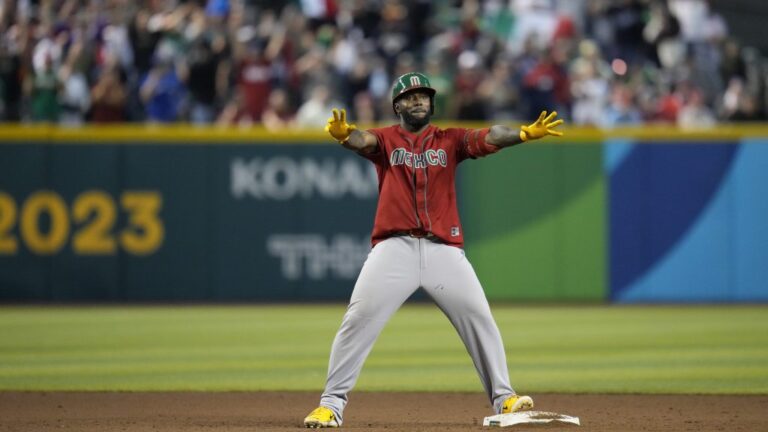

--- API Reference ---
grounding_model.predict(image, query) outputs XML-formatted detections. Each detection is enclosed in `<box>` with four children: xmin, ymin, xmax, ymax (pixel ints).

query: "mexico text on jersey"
<box><xmin>389</xmin><ymin>148</ymin><xmax>448</xmax><ymax>168</ymax></box>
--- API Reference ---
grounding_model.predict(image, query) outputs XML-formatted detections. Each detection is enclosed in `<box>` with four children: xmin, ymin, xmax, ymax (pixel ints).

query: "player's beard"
<box><xmin>401</xmin><ymin>110</ymin><xmax>431</xmax><ymax>130</ymax></box>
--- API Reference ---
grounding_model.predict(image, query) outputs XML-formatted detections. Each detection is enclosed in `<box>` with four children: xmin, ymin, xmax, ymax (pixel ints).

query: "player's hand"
<box><xmin>520</xmin><ymin>110</ymin><xmax>564</xmax><ymax>142</ymax></box>
<box><xmin>325</xmin><ymin>108</ymin><xmax>357</xmax><ymax>143</ymax></box>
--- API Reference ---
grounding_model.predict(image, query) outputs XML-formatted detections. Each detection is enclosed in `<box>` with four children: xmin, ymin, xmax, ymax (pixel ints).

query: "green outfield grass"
<box><xmin>0</xmin><ymin>304</ymin><xmax>766</xmax><ymax>394</ymax></box>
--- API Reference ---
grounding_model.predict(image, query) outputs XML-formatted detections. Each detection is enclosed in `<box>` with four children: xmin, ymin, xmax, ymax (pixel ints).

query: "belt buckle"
<box><xmin>408</xmin><ymin>229</ymin><xmax>427</xmax><ymax>238</ymax></box>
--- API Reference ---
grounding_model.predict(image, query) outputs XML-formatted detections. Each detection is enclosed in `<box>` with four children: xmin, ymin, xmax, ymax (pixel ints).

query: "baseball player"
<box><xmin>304</xmin><ymin>72</ymin><xmax>563</xmax><ymax>428</ymax></box>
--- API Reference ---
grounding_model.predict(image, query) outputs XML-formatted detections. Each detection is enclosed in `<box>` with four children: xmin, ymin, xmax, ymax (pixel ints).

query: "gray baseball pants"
<box><xmin>318</xmin><ymin>236</ymin><xmax>516</xmax><ymax>425</ymax></box>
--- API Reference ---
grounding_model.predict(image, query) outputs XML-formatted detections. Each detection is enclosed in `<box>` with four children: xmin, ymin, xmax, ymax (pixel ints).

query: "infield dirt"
<box><xmin>0</xmin><ymin>391</ymin><xmax>765</xmax><ymax>432</ymax></box>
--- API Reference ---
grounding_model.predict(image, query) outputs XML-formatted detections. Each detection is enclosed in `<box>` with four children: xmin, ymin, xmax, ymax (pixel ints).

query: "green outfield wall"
<box><xmin>461</xmin><ymin>142</ymin><xmax>606</xmax><ymax>301</ymax></box>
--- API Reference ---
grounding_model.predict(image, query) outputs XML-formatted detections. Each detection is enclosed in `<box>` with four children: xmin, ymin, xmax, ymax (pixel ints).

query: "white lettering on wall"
<box><xmin>231</xmin><ymin>157</ymin><xmax>378</xmax><ymax>200</ymax></box>
<box><xmin>267</xmin><ymin>234</ymin><xmax>371</xmax><ymax>280</ymax></box>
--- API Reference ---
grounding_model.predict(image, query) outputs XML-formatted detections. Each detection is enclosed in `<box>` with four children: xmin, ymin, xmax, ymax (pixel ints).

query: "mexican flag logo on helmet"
<box><xmin>391</xmin><ymin>72</ymin><xmax>437</xmax><ymax>115</ymax></box>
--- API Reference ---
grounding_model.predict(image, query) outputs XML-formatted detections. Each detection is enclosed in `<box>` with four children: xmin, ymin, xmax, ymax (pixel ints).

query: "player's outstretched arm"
<box><xmin>486</xmin><ymin>110</ymin><xmax>564</xmax><ymax>149</ymax></box>
<box><xmin>325</xmin><ymin>108</ymin><xmax>378</xmax><ymax>154</ymax></box>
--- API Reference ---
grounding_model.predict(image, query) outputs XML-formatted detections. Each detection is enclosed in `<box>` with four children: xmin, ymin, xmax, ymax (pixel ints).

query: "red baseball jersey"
<box><xmin>362</xmin><ymin>124</ymin><xmax>501</xmax><ymax>247</ymax></box>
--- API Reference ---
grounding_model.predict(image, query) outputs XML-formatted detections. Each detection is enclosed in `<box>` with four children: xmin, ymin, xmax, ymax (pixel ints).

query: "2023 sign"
<box><xmin>0</xmin><ymin>190</ymin><xmax>163</xmax><ymax>256</ymax></box>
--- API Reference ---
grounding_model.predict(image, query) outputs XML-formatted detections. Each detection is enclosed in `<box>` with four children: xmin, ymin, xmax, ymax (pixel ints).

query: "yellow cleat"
<box><xmin>304</xmin><ymin>406</ymin><xmax>339</xmax><ymax>428</ymax></box>
<box><xmin>501</xmin><ymin>395</ymin><xmax>534</xmax><ymax>414</ymax></box>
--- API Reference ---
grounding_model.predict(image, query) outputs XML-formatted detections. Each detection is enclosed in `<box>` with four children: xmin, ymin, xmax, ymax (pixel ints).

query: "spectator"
<box><xmin>32</xmin><ymin>24</ymin><xmax>66</xmax><ymax>77</ymax></box>
<box><xmin>720</xmin><ymin>39</ymin><xmax>746</xmax><ymax>84</ymax></box>
<box><xmin>0</xmin><ymin>29</ymin><xmax>24</xmax><ymax>121</ymax></box>
<box><xmin>25</xmin><ymin>54</ymin><xmax>61</xmax><ymax>122</ymax></box>
<box><xmin>139</xmin><ymin>57</ymin><xmax>186</xmax><ymax>123</ymax></box>
<box><xmin>606</xmin><ymin>0</ymin><xmax>647</xmax><ymax>66</ymax></box>
<box><xmin>453</xmin><ymin>50</ymin><xmax>488</xmax><ymax>121</ymax></box>
<box><xmin>299</xmin><ymin>0</ymin><xmax>338</xmax><ymax>30</ymax></box>
<box><xmin>677</xmin><ymin>88</ymin><xmax>715</xmax><ymax>128</ymax></box>
<box><xmin>377</xmin><ymin>0</ymin><xmax>410</xmax><ymax>67</ymax></box>
<box><xmin>128</xmin><ymin>9</ymin><xmax>162</xmax><ymax>78</ymax></box>
<box><xmin>478</xmin><ymin>57</ymin><xmax>519</xmax><ymax>121</ymax></box>
<box><xmin>569</xmin><ymin>39</ymin><xmax>611</xmax><ymax>125</ymax></box>
<box><xmin>352</xmin><ymin>91</ymin><xmax>376</xmax><ymax>125</ymax></box>
<box><xmin>58</xmin><ymin>39</ymin><xmax>91</xmax><ymax>126</ymax></box>
<box><xmin>508</xmin><ymin>0</ymin><xmax>559</xmax><ymax>55</ymax></box>
<box><xmin>584</xmin><ymin>0</ymin><xmax>615</xmax><ymax>59</ymax></box>
<box><xmin>423</xmin><ymin>56</ymin><xmax>453</xmax><ymax>120</ymax></box>
<box><xmin>296</xmin><ymin>83</ymin><xmax>343</xmax><ymax>127</ymax></box>
<box><xmin>98</xmin><ymin>16</ymin><xmax>134</xmax><ymax>77</ymax></box>
<box><xmin>727</xmin><ymin>94</ymin><xmax>761</xmax><ymax>122</ymax></box>
<box><xmin>344</xmin><ymin>61</ymin><xmax>374</xmax><ymax>114</ymax></box>
<box><xmin>261</xmin><ymin>88</ymin><xmax>295</xmax><ymax>131</ymax></box>
<box><xmin>235</xmin><ymin>35</ymin><xmax>281</xmax><ymax>123</ymax></box>
<box><xmin>652</xmin><ymin>84</ymin><xmax>683</xmax><ymax>124</ymax></box>
<box><xmin>643</xmin><ymin>0</ymin><xmax>683</xmax><ymax>70</ymax></box>
<box><xmin>90</xmin><ymin>63</ymin><xmax>128</xmax><ymax>123</ymax></box>
<box><xmin>668</xmin><ymin>0</ymin><xmax>727</xmax><ymax>45</ymax></box>
<box><xmin>217</xmin><ymin>93</ymin><xmax>255</xmax><ymax>127</ymax></box>
<box><xmin>186</xmin><ymin>37</ymin><xmax>230</xmax><ymax>124</ymax></box>
<box><xmin>570</xmin><ymin>60</ymin><xmax>609</xmax><ymax>126</ymax></box>
<box><xmin>522</xmin><ymin>47</ymin><xmax>570</xmax><ymax>120</ymax></box>
<box><xmin>602</xmin><ymin>84</ymin><xmax>642</xmax><ymax>127</ymax></box>
<box><xmin>721</xmin><ymin>78</ymin><xmax>761</xmax><ymax>122</ymax></box>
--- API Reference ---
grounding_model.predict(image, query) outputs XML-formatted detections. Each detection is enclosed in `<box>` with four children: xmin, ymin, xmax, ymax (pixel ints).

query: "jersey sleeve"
<box><xmin>354</xmin><ymin>128</ymin><xmax>387</xmax><ymax>165</ymax></box>
<box><xmin>455</xmin><ymin>128</ymin><xmax>501</xmax><ymax>162</ymax></box>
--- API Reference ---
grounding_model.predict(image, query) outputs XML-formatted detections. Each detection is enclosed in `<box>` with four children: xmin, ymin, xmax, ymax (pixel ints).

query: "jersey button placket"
<box><xmin>415</xmin><ymin>133</ymin><xmax>432</xmax><ymax>232</ymax></box>
<box><xmin>414</xmin><ymin>166</ymin><xmax>428</xmax><ymax>230</ymax></box>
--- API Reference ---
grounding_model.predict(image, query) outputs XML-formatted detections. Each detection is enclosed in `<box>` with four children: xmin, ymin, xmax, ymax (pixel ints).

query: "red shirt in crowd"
<box><xmin>237</xmin><ymin>57</ymin><xmax>272</xmax><ymax>120</ymax></box>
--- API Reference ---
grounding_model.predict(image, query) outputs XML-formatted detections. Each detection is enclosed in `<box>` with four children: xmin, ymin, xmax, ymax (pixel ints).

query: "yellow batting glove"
<box><xmin>325</xmin><ymin>108</ymin><xmax>357</xmax><ymax>143</ymax></box>
<box><xmin>520</xmin><ymin>110</ymin><xmax>564</xmax><ymax>142</ymax></box>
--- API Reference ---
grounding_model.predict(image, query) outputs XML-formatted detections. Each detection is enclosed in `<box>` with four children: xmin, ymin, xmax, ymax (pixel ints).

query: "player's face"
<box><xmin>396</xmin><ymin>90</ymin><xmax>432</xmax><ymax>127</ymax></box>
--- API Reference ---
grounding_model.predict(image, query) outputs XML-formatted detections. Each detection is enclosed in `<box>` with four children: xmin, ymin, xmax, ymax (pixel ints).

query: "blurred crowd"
<box><xmin>0</xmin><ymin>0</ymin><xmax>765</xmax><ymax>128</ymax></box>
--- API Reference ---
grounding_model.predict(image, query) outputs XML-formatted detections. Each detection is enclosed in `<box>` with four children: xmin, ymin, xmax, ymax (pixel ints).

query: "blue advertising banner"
<box><xmin>607</xmin><ymin>139</ymin><xmax>768</xmax><ymax>302</ymax></box>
